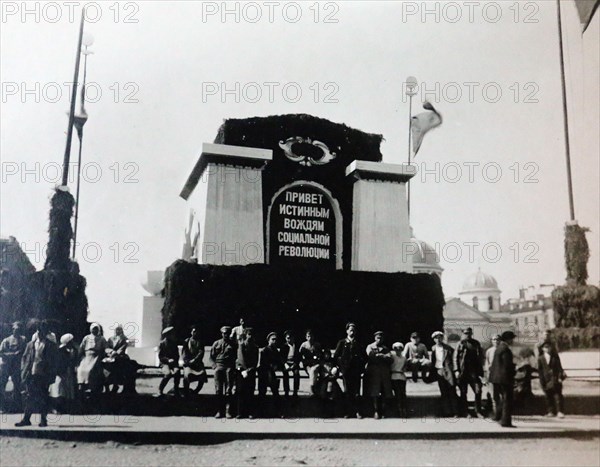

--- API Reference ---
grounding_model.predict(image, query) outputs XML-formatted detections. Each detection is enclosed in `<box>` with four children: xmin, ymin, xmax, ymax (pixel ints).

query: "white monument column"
<box><xmin>346</xmin><ymin>161</ymin><xmax>416</xmax><ymax>273</ymax></box>
<box><xmin>180</xmin><ymin>143</ymin><xmax>272</xmax><ymax>265</ymax></box>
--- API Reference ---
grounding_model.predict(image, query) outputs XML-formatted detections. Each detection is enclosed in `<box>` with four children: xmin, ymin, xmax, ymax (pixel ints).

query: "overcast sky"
<box><xmin>1</xmin><ymin>1</ymin><xmax>598</xmax><ymax>333</ymax></box>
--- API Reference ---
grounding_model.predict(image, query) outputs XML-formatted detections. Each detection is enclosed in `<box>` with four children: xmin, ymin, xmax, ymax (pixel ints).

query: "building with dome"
<box><xmin>443</xmin><ymin>268</ymin><xmax>513</xmax><ymax>345</ymax></box>
<box><xmin>407</xmin><ymin>229</ymin><xmax>443</xmax><ymax>278</ymax></box>
<box><xmin>458</xmin><ymin>268</ymin><xmax>501</xmax><ymax>312</ymax></box>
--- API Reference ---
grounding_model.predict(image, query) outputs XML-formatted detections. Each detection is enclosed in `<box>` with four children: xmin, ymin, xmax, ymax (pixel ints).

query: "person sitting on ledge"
<box><xmin>182</xmin><ymin>325</ymin><xmax>207</xmax><ymax>396</ymax></box>
<box><xmin>210</xmin><ymin>326</ymin><xmax>237</xmax><ymax>419</ymax></box>
<box><xmin>299</xmin><ymin>329</ymin><xmax>324</xmax><ymax>396</ymax></box>
<box><xmin>279</xmin><ymin>331</ymin><xmax>300</xmax><ymax>398</ymax></box>
<box><xmin>156</xmin><ymin>327</ymin><xmax>181</xmax><ymax>398</ymax></box>
<box><xmin>258</xmin><ymin>332</ymin><xmax>284</xmax><ymax>417</ymax></box>
<box><xmin>403</xmin><ymin>332</ymin><xmax>432</xmax><ymax>383</ymax></box>
<box><xmin>365</xmin><ymin>331</ymin><xmax>393</xmax><ymax>419</ymax></box>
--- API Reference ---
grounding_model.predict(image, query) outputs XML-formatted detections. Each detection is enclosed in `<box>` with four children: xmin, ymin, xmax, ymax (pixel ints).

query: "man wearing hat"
<box><xmin>489</xmin><ymin>330</ymin><xmax>516</xmax><ymax>427</ymax></box>
<box><xmin>430</xmin><ymin>331</ymin><xmax>457</xmax><ymax>417</ymax></box>
<box><xmin>210</xmin><ymin>325</ymin><xmax>237</xmax><ymax>418</ymax></box>
<box><xmin>403</xmin><ymin>332</ymin><xmax>432</xmax><ymax>382</ymax></box>
<box><xmin>333</xmin><ymin>323</ymin><xmax>366</xmax><ymax>418</ymax></box>
<box><xmin>157</xmin><ymin>326</ymin><xmax>181</xmax><ymax>397</ymax></box>
<box><xmin>0</xmin><ymin>321</ymin><xmax>27</xmax><ymax>410</ymax></box>
<box><xmin>235</xmin><ymin>327</ymin><xmax>259</xmax><ymax>419</ymax></box>
<box><xmin>15</xmin><ymin>321</ymin><xmax>58</xmax><ymax>427</ymax></box>
<box><xmin>258</xmin><ymin>332</ymin><xmax>284</xmax><ymax>417</ymax></box>
<box><xmin>454</xmin><ymin>327</ymin><xmax>484</xmax><ymax>417</ymax></box>
<box><xmin>365</xmin><ymin>331</ymin><xmax>393</xmax><ymax>419</ymax></box>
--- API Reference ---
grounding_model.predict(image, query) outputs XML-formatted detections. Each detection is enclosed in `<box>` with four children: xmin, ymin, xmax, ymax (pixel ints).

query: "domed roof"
<box><xmin>407</xmin><ymin>229</ymin><xmax>442</xmax><ymax>272</ymax></box>
<box><xmin>462</xmin><ymin>269</ymin><xmax>499</xmax><ymax>292</ymax></box>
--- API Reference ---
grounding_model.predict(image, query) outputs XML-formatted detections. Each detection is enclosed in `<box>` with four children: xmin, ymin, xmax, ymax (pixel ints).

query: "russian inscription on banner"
<box><xmin>269</xmin><ymin>185</ymin><xmax>336</xmax><ymax>268</ymax></box>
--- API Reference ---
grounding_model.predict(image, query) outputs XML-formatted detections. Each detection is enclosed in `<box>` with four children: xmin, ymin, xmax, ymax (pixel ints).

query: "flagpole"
<box><xmin>556</xmin><ymin>0</ymin><xmax>576</xmax><ymax>221</ymax></box>
<box><xmin>72</xmin><ymin>36</ymin><xmax>93</xmax><ymax>260</ymax></box>
<box><xmin>405</xmin><ymin>76</ymin><xmax>418</xmax><ymax>220</ymax></box>
<box><xmin>61</xmin><ymin>10</ymin><xmax>85</xmax><ymax>187</ymax></box>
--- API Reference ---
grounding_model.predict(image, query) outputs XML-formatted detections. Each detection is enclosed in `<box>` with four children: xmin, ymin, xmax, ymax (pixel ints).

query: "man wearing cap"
<box><xmin>430</xmin><ymin>331</ymin><xmax>457</xmax><ymax>417</ymax></box>
<box><xmin>365</xmin><ymin>331</ymin><xmax>393</xmax><ymax>419</ymax></box>
<box><xmin>403</xmin><ymin>332</ymin><xmax>432</xmax><ymax>382</ymax></box>
<box><xmin>333</xmin><ymin>323</ymin><xmax>366</xmax><ymax>418</ymax></box>
<box><xmin>454</xmin><ymin>327</ymin><xmax>484</xmax><ymax>417</ymax></box>
<box><xmin>489</xmin><ymin>331</ymin><xmax>517</xmax><ymax>427</ymax></box>
<box><xmin>279</xmin><ymin>331</ymin><xmax>300</xmax><ymax>398</ymax></box>
<box><xmin>15</xmin><ymin>321</ymin><xmax>58</xmax><ymax>427</ymax></box>
<box><xmin>258</xmin><ymin>332</ymin><xmax>284</xmax><ymax>417</ymax></box>
<box><xmin>157</xmin><ymin>326</ymin><xmax>181</xmax><ymax>397</ymax></box>
<box><xmin>235</xmin><ymin>327</ymin><xmax>259</xmax><ymax>419</ymax></box>
<box><xmin>0</xmin><ymin>321</ymin><xmax>27</xmax><ymax>410</ymax></box>
<box><xmin>210</xmin><ymin>326</ymin><xmax>237</xmax><ymax>418</ymax></box>
<box><xmin>182</xmin><ymin>325</ymin><xmax>207</xmax><ymax>395</ymax></box>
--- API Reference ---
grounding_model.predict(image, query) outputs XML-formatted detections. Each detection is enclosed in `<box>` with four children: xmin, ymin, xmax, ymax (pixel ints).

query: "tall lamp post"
<box><xmin>405</xmin><ymin>76</ymin><xmax>418</xmax><ymax>219</ymax></box>
<box><xmin>72</xmin><ymin>32</ymin><xmax>94</xmax><ymax>260</ymax></box>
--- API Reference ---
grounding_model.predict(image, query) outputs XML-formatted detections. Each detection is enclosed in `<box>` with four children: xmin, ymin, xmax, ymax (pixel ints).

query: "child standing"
<box><xmin>391</xmin><ymin>342</ymin><xmax>408</xmax><ymax>417</ymax></box>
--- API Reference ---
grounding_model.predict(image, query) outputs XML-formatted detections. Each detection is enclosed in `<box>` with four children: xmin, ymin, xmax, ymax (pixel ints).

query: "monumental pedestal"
<box><xmin>162</xmin><ymin>114</ymin><xmax>444</xmax><ymax>346</ymax></box>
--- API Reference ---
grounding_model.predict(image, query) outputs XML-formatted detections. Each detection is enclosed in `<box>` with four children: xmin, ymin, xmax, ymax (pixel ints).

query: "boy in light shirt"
<box><xmin>391</xmin><ymin>342</ymin><xmax>408</xmax><ymax>417</ymax></box>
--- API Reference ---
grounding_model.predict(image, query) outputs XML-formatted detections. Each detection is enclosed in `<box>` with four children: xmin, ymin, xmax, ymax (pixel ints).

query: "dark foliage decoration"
<box><xmin>552</xmin><ymin>283</ymin><xmax>600</xmax><ymax>328</ymax></box>
<box><xmin>551</xmin><ymin>223</ymin><xmax>599</xmax><ymax>349</ymax></box>
<box><xmin>18</xmin><ymin>189</ymin><xmax>90</xmax><ymax>341</ymax></box>
<box><xmin>45</xmin><ymin>189</ymin><xmax>74</xmax><ymax>271</ymax></box>
<box><xmin>564</xmin><ymin>223</ymin><xmax>590</xmax><ymax>285</ymax></box>
<box><xmin>551</xmin><ymin>326</ymin><xmax>600</xmax><ymax>351</ymax></box>
<box><xmin>161</xmin><ymin>260</ymin><xmax>445</xmax><ymax>348</ymax></box>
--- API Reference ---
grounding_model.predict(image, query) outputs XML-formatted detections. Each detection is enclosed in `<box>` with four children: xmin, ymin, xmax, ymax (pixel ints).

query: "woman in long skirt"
<box><xmin>77</xmin><ymin>323</ymin><xmax>108</xmax><ymax>395</ymax></box>
<box><xmin>50</xmin><ymin>334</ymin><xmax>78</xmax><ymax>413</ymax></box>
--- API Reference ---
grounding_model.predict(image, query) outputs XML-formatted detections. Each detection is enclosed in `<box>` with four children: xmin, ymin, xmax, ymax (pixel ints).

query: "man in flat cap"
<box><xmin>403</xmin><ymin>332</ymin><xmax>432</xmax><ymax>382</ymax></box>
<box><xmin>489</xmin><ymin>331</ymin><xmax>516</xmax><ymax>427</ymax></box>
<box><xmin>235</xmin><ymin>327</ymin><xmax>259</xmax><ymax>419</ymax></box>
<box><xmin>365</xmin><ymin>331</ymin><xmax>393</xmax><ymax>419</ymax></box>
<box><xmin>258</xmin><ymin>332</ymin><xmax>284</xmax><ymax>417</ymax></box>
<box><xmin>157</xmin><ymin>326</ymin><xmax>181</xmax><ymax>398</ymax></box>
<box><xmin>430</xmin><ymin>331</ymin><xmax>457</xmax><ymax>417</ymax></box>
<box><xmin>454</xmin><ymin>327</ymin><xmax>484</xmax><ymax>417</ymax></box>
<box><xmin>0</xmin><ymin>321</ymin><xmax>27</xmax><ymax>410</ymax></box>
<box><xmin>210</xmin><ymin>325</ymin><xmax>237</xmax><ymax>418</ymax></box>
<box><xmin>333</xmin><ymin>323</ymin><xmax>366</xmax><ymax>418</ymax></box>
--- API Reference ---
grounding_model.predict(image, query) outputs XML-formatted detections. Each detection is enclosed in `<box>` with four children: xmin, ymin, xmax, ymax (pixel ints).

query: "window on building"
<box><xmin>488</xmin><ymin>296</ymin><xmax>494</xmax><ymax>310</ymax></box>
<box><xmin>473</xmin><ymin>297</ymin><xmax>479</xmax><ymax>310</ymax></box>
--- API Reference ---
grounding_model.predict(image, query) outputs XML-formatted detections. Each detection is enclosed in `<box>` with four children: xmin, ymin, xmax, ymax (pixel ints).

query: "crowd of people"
<box><xmin>0</xmin><ymin>321</ymin><xmax>137</xmax><ymax>427</ymax></box>
<box><xmin>0</xmin><ymin>319</ymin><xmax>567</xmax><ymax>427</ymax></box>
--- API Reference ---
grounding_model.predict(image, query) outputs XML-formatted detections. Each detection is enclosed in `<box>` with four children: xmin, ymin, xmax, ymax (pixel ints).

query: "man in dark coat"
<box><xmin>210</xmin><ymin>325</ymin><xmax>237</xmax><ymax>418</ymax></box>
<box><xmin>538</xmin><ymin>341</ymin><xmax>566</xmax><ymax>418</ymax></box>
<box><xmin>0</xmin><ymin>321</ymin><xmax>27</xmax><ymax>410</ymax></box>
<box><xmin>489</xmin><ymin>330</ymin><xmax>516</xmax><ymax>427</ymax></box>
<box><xmin>15</xmin><ymin>321</ymin><xmax>58</xmax><ymax>427</ymax></box>
<box><xmin>157</xmin><ymin>327</ymin><xmax>181</xmax><ymax>397</ymax></box>
<box><xmin>430</xmin><ymin>331</ymin><xmax>456</xmax><ymax>417</ymax></box>
<box><xmin>235</xmin><ymin>327</ymin><xmax>259</xmax><ymax>419</ymax></box>
<box><xmin>333</xmin><ymin>322</ymin><xmax>366</xmax><ymax>419</ymax></box>
<box><xmin>454</xmin><ymin>327</ymin><xmax>484</xmax><ymax>417</ymax></box>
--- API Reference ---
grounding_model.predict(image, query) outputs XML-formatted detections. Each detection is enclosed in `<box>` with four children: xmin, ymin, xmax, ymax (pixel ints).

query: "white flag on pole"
<box><xmin>411</xmin><ymin>102</ymin><xmax>442</xmax><ymax>157</ymax></box>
